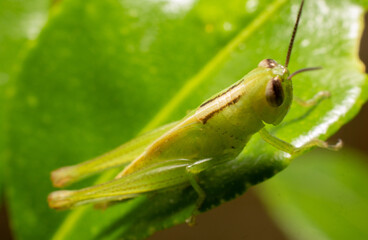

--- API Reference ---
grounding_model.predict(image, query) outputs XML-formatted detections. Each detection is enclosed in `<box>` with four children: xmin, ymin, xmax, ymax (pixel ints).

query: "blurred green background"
<box><xmin>1</xmin><ymin>0</ymin><xmax>368</xmax><ymax>239</ymax></box>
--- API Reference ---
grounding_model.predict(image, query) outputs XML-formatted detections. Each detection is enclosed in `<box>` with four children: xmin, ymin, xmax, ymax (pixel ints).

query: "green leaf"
<box><xmin>0</xmin><ymin>0</ymin><xmax>49</xmax><ymax>205</ymax></box>
<box><xmin>257</xmin><ymin>149</ymin><xmax>368</xmax><ymax>240</ymax></box>
<box><xmin>0</xmin><ymin>172</ymin><xmax>2</xmax><ymax>205</ymax></box>
<box><xmin>0</xmin><ymin>0</ymin><xmax>49</xmax><ymax>76</ymax></box>
<box><xmin>3</xmin><ymin>0</ymin><xmax>368</xmax><ymax>239</ymax></box>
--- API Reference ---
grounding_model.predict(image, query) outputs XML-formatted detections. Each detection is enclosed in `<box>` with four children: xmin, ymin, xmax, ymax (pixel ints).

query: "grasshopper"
<box><xmin>48</xmin><ymin>0</ymin><xmax>341</xmax><ymax>224</ymax></box>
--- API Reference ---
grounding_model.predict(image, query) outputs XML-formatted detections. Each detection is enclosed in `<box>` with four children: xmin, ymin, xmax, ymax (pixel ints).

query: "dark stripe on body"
<box><xmin>199</xmin><ymin>80</ymin><xmax>243</xmax><ymax>108</ymax></box>
<box><xmin>200</xmin><ymin>94</ymin><xmax>242</xmax><ymax>124</ymax></box>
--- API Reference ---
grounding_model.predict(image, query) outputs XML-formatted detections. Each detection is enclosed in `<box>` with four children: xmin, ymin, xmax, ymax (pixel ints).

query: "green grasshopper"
<box><xmin>48</xmin><ymin>0</ymin><xmax>341</xmax><ymax>223</ymax></box>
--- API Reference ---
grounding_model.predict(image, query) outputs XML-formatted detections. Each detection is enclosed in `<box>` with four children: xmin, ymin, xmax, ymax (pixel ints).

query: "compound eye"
<box><xmin>258</xmin><ymin>59</ymin><xmax>278</xmax><ymax>68</ymax></box>
<box><xmin>265</xmin><ymin>76</ymin><xmax>284</xmax><ymax>107</ymax></box>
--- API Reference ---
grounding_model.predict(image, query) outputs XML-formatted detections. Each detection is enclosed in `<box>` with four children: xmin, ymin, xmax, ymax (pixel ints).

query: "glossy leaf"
<box><xmin>3</xmin><ymin>0</ymin><xmax>368</xmax><ymax>239</ymax></box>
<box><xmin>0</xmin><ymin>0</ymin><xmax>49</xmax><ymax>76</ymax></box>
<box><xmin>257</xmin><ymin>149</ymin><xmax>368</xmax><ymax>240</ymax></box>
<box><xmin>0</xmin><ymin>0</ymin><xmax>50</xmax><ymax>206</ymax></box>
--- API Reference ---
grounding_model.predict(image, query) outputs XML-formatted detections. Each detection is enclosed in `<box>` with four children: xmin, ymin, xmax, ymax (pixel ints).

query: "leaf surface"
<box><xmin>3</xmin><ymin>0</ymin><xmax>368</xmax><ymax>239</ymax></box>
<box><xmin>0</xmin><ymin>0</ymin><xmax>50</xmax><ymax>205</ymax></box>
<box><xmin>257</xmin><ymin>149</ymin><xmax>368</xmax><ymax>240</ymax></box>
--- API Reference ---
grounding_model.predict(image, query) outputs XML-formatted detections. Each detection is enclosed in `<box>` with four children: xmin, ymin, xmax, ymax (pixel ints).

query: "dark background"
<box><xmin>1</xmin><ymin>13</ymin><xmax>367</xmax><ymax>240</ymax></box>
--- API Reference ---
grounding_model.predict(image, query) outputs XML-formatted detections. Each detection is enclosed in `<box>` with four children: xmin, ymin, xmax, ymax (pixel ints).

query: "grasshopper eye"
<box><xmin>265</xmin><ymin>76</ymin><xmax>284</xmax><ymax>107</ymax></box>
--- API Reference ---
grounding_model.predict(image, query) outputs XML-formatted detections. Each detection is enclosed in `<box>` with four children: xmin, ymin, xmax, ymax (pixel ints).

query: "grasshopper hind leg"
<box><xmin>48</xmin><ymin>157</ymin><xmax>218</xmax><ymax>226</ymax></box>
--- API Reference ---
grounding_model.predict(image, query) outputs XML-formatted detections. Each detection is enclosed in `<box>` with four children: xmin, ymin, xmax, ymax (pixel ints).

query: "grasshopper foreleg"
<box><xmin>259</xmin><ymin>128</ymin><xmax>342</xmax><ymax>156</ymax></box>
<box><xmin>294</xmin><ymin>90</ymin><xmax>330</xmax><ymax>107</ymax></box>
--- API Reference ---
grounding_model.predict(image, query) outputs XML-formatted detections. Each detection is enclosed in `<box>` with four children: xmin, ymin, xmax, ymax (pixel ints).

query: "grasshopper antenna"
<box><xmin>288</xmin><ymin>66</ymin><xmax>321</xmax><ymax>80</ymax></box>
<box><xmin>285</xmin><ymin>0</ymin><xmax>305</xmax><ymax>68</ymax></box>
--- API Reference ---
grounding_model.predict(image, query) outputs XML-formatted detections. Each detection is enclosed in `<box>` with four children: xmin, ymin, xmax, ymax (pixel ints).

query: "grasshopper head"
<box><xmin>253</xmin><ymin>59</ymin><xmax>293</xmax><ymax>126</ymax></box>
<box><xmin>252</xmin><ymin>0</ymin><xmax>307</xmax><ymax>125</ymax></box>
